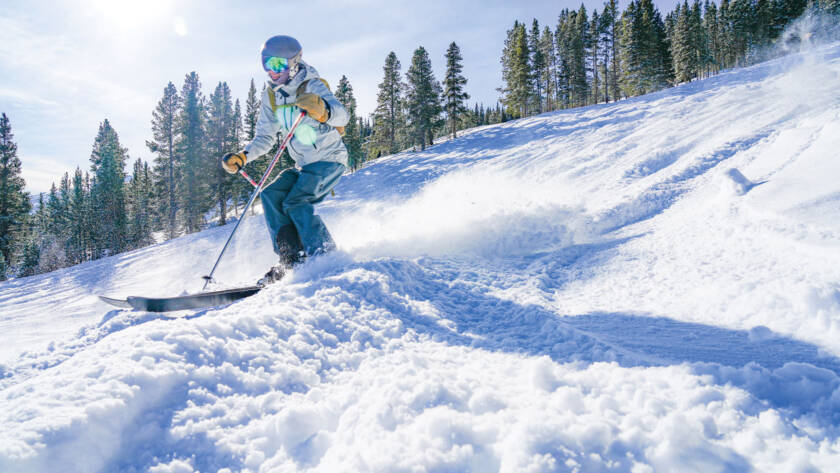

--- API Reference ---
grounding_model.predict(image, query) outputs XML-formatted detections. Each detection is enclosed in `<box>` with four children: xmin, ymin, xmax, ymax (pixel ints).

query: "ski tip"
<box><xmin>99</xmin><ymin>295</ymin><xmax>132</xmax><ymax>309</ymax></box>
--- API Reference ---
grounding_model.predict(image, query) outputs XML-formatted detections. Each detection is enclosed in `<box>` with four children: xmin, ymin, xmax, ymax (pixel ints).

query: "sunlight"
<box><xmin>173</xmin><ymin>17</ymin><xmax>188</xmax><ymax>36</ymax></box>
<box><xmin>85</xmin><ymin>0</ymin><xmax>173</xmax><ymax>31</ymax></box>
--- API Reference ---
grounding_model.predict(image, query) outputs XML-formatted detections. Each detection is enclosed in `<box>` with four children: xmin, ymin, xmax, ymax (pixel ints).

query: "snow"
<box><xmin>2</xmin><ymin>41</ymin><xmax>840</xmax><ymax>472</ymax></box>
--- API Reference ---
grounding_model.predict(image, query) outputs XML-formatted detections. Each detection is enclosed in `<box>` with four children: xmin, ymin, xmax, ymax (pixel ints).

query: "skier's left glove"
<box><xmin>295</xmin><ymin>93</ymin><xmax>329</xmax><ymax>123</ymax></box>
<box><xmin>221</xmin><ymin>150</ymin><xmax>247</xmax><ymax>174</ymax></box>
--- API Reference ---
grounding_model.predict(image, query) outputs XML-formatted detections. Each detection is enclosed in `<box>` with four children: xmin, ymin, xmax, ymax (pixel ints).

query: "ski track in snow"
<box><xmin>2</xmin><ymin>42</ymin><xmax>840</xmax><ymax>472</ymax></box>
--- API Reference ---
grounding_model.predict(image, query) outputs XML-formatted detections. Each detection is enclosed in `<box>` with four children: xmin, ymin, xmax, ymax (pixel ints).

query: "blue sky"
<box><xmin>0</xmin><ymin>0</ymin><xmax>679</xmax><ymax>194</ymax></box>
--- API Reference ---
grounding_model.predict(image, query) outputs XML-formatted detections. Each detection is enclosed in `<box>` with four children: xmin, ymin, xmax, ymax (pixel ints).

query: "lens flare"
<box><xmin>294</xmin><ymin>124</ymin><xmax>318</xmax><ymax>146</ymax></box>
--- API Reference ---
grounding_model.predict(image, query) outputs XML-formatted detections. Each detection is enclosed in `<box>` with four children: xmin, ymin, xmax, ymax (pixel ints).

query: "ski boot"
<box><xmin>257</xmin><ymin>224</ymin><xmax>306</xmax><ymax>287</ymax></box>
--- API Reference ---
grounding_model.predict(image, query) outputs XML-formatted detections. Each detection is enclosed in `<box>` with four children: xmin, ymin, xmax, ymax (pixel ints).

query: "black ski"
<box><xmin>99</xmin><ymin>286</ymin><xmax>261</xmax><ymax>312</ymax></box>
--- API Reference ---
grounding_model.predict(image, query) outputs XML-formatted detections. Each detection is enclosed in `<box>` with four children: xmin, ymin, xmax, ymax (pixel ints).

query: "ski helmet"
<box><xmin>261</xmin><ymin>35</ymin><xmax>302</xmax><ymax>78</ymax></box>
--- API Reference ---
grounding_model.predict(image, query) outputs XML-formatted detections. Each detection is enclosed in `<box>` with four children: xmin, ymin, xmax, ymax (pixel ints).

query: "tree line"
<box><xmin>365</xmin><ymin>42</ymin><xmax>511</xmax><ymax>158</ymax></box>
<box><xmin>498</xmin><ymin>0</ymin><xmax>838</xmax><ymax>117</ymax></box>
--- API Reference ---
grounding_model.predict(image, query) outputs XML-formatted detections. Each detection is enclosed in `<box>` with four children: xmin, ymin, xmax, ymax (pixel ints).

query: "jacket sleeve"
<box><xmin>306</xmin><ymin>79</ymin><xmax>349</xmax><ymax>128</ymax></box>
<box><xmin>244</xmin><ymin>87</ymin><xmax>281</xmax><ymax>158</ymax></box>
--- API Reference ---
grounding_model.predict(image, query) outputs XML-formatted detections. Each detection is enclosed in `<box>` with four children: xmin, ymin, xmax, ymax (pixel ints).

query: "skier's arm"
<box><xmin>306</xmin><ymin>79</ymin><xmax>349</xmax><ymax>128</ymax></box>
<box><xmin>244</xmin><ymin>87</ymin><xmax>282</xmax><ymax>158</ymax></box>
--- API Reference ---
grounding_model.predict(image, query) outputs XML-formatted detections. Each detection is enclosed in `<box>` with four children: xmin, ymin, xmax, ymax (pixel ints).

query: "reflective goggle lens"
<box><xmin>264</xmin><ymin>56</ymin><xmax>289</xmax><ymax>73</ymax></box>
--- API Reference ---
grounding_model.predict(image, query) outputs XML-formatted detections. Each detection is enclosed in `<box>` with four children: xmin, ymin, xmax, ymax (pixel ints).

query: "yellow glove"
<box><xmin>296</xmin><ymin>93</ymin><xmax>329</xmax><ymax>123</ymax></box>
<box><xmin>221</xmin><ymin>150</ymin><xmax>247</xmax><ymax>174</ymax></box>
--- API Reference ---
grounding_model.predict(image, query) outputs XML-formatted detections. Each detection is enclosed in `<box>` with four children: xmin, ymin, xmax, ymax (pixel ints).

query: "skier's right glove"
<box><xmin>221</xmin><ymin>150</ymin><xmax>247</xmax><ymax>174</ymax></box>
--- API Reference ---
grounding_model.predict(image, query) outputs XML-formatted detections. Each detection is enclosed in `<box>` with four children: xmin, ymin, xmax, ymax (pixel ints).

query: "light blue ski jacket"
<box><xmin>244</xmin><ymin>61</ymin><xmax>349</xmax><ymax>168</ymax></box>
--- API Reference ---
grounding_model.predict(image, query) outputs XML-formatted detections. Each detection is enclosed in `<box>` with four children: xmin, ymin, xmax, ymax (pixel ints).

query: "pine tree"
<box><xmin>89</xmin><ymin>119</ymin><xmax>129</xmax><ymax>257</ymax></box>
<box><xmin>500</xmin><ymin>21</ymin><xmax>533</xmax><ymax>117</ymax></box>
<box><xmin>67</xmin><ymin>167</ymin><xmax>91</xmax><ymax>264</ymax></box>
<box><xmin>371</xmin><ymin>52</ymin><xmax>405</xmax><ymax>156</ymax></box>
<box><xmin>176</xmin><ymin>72</ymin><xmax>210</xmax><ymax>234</ymax></box>
<box><xmin>620</xmin><ymin>0</ymin><xmax>672</xmax><ymax>95</ymax></box>
<box><xmin>207</xmin><ymin>81</ymin><xmax>236</xmax><ymax>226</ymax></box>
<box><xmin>147</xmin><ymin>82</ymin><xmax>180</xmax><ymax>239</ymax></box>
<box><xmin>18</xmin><ymin>193</ymin><xmax>45</xmax><ymax>277</ymax></box>
<box><xmin>443</xmin><ymin>42</ymin><xmax>470</xmax><ymax>139</ymax></box>
<box><xmin>405</xmin><ymin>46</ymin><xmax>443</xmax><ymax>151</ymax></box>
<box><xmin>230</xmin><ymin>98</ymin><xmax>247</xmax><ymax>216</ymax></box>
<box><xmin>672</xmin><ymin>1</ymin><xmax>698</xmax><ymax>83</ymax></box>
<box><xmin>602</xmin><ymin>0</ymin><xmax>620</xmax><ymax>101</ymax></box>
<box><xmin>539</xmin><ymin>26</ymin><xmax>557</xmax><ymax>110</ymax></box>
<box><xmin>560</xmin><ymin>7</ymin><xmax>591</xmax><ymax>107</ymax></box>
<box><xmin>126</xmin><ymin>158</ymin><xmax>155</xmax><ymax>249</ymax></box>
<box><xmin>556</xmin><ymin>11</ymin><xmax>573</xmax><ymax>108</ymax></box>
<box><xmin>589</xmin><ymin>9</ymin><xmax>602</xmax><ymax>104</ymax></box>
<box><xmin>704</xmin><ymin>0</ymin><xmax>721</xmax><ymax>75</ymax></box>
<box><xmin>530</xmin><ymin>20</ymin><xmax>547</xmax><ymax>113</ymax></box>
<box><xmin>242</xmin><ymin>80</ymin><xmax>265</xmax><ymax>215</ymax></box>
<box><xmin>0</xmin><ymin>113</ymin><xmax>30</xmax><ymax>277</ymax></box>
<box><xmin>335</xmin><ymin>76</ymin><xmax>364</xmax><ymax>170</ymax></box>
<box><xmin>245</xmin><ymin>79</ymin><xmax>260</xmax><ymax>141</ymax></box>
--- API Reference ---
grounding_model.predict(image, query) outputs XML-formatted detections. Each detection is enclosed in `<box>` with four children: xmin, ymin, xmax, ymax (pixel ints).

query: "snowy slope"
<box><xmin>2</xmin><ymin>42</ymin><xmax>840</xmax><ymax>472</ymax></box>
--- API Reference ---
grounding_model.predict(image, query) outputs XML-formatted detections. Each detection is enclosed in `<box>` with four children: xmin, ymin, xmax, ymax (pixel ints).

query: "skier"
<box><xmin>221</xmin><ymin>35</ymin><xmax>349</xmax><ymax>285</ymax></box>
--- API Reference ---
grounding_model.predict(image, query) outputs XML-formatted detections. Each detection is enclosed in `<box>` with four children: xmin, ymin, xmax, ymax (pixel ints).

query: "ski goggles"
<box><xmin>263</xmin><ymin>56</ymin><xmax>291</xmax><ymax>73</ymax></box>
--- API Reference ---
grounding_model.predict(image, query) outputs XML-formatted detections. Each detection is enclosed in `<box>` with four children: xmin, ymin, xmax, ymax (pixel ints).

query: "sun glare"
<box><xmin>173</xmin><ymin>17</ymin><xmax>188</xmax><ymax>37</ymax></box>
<box><xmin>86</xmin><ymin>0</ymin><xmax>173</xmax><ymax>31</ymax></box>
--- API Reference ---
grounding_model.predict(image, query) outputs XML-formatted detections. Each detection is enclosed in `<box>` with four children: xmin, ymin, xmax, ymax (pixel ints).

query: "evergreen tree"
<box><xmin>371</xmin><ymin>52</ymin><xmax>405</xmax><ymax>156</ymax></box>
<box><xmin>539</xmin><ymin>26</ymin><xmax>558</xmax><ymax>110</ymax></box>
<box><xmin>443</xmin><ymin>42</ymin><xmax>470</xmax><ymax>139</ymax></box>
<box><xmin>18</xmin><ymin>193</ymin><xmax>45</xmax><ymax>277</ymax></box>
<box><xmin>245</xmin><ymin>79</ymin><xmax>260</xmax><ymax>141</ymax></box>
<box><xmin>207</xmin><ymin>81</ymin><xmax>236</xmax><ymax>226</ymax></box>
<box><xmin>176</xmin><ymin>72</ymin><xmax>210</xmax><ymax>234</ymax></box>
<box><xmin>146</xmin><ymin>82</ymin><xmax>180</xmax><ymax>239</ymax></box>
<box><xmin>673</xmin><ymin>0</ymin><xmax>700</xmax><ymax>83</ymax></box>
<box><xmin>126</xmin><ymin>158</ymin><xmax>155</xmax><ymax>249</ymax></box>
<box><xmin>589</xmin><ymin>9</ymin><xmax>602</xmax><ymax>104</ymax></box>
<box><xmin>530</xmin><ymin>20</ymin><xmax>547</xmax><ymax>113</ymax></box>
<box><xmin>241</xmin><ymin>80</ymin><xmax>265</xmax><ymax>214</ymax></box>
<box><xmin>556</xmin><ymin>11</ymin><xmax>573</xmax><ymax>108</ymax></box>
<box><xmin>704</xmin><ymin>0</ymin><xmax>721</xmax><ymax>75</ymax></box>
<box><xmin>67</xmin><ymin>167</ymin><xmax>91</xmax><ymax>264</ymax></box>
<box><xmin>89</xmin><ymin>119</ymin><xmax>129</xmax><ymax>257</ymax></box>
<box><xmin>602</xmin><ymin>0</ymin><xmax>620</xmax><ymax>101</ymax></box>
<box><xmin>230</xmin><ymin>98</ymin><xmax>248</xmax><ymax>216</ymax></box>
<box><xmin>335</xmin><ymin>75</ymin><xmax>364</xmax><ymax>170</ymax></box>
<box><xmin>0</xmin><ymin>113</ymin><xmax>30</xmax><ymax>277</ymax></box>
<box><xmin>500</xmin><ymin>21</ymin><xmax>532</xmax><ymax>117</ymax></box>
<box><xmin>619</xmin><ymin>0</ymin><xmax>672</xmax><ymax>95</ymax></box>
<box><xmin>405</xmin><ymin>46</ymin><xmax>443</xmax><ymax>151</ymax></box>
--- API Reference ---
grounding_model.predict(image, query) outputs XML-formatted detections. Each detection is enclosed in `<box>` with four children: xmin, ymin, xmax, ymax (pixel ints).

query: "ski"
<box><xmin>99</xmin><ymin>286</ymin><xmax>262</xmax><ymax>312</ymax></box>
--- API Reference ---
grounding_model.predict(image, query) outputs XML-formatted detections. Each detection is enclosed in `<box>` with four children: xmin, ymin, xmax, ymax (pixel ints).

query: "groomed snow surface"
<box><xmin>2</xmin><ymin>41</ymin><xmax>840</xmax><ymax>473</ymax></box>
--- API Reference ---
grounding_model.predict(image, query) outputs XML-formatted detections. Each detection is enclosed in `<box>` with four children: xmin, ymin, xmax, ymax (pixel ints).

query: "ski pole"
<box><xmin>239</xmin><ymin>169</ymin><xmax>259</xmax><ymax>188</ymax></box>
<box><xmin>202</xmin><ymin>111</ymin><xmax>307</xmax><ymax>290</ymax></box>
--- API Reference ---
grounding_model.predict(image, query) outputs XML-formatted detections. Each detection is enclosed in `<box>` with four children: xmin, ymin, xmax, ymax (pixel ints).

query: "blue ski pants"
<box><xmin>260</xmin><ymin>161</ymin><xmax>345</xmax><ymax>256</ymax></box>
